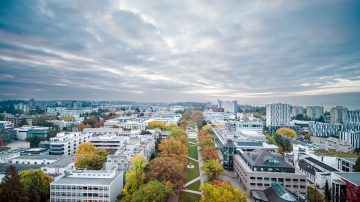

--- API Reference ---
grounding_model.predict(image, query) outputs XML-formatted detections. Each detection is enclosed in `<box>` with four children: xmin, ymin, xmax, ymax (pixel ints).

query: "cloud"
<box><xmin>0</xmin><ymin>0</ymin><xmax>359</xmax><ymax>105</ymax></box>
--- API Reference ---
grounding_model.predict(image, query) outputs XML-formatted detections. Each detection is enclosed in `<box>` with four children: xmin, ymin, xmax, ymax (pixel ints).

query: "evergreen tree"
<box><xmin>324</xmin><ymin>180</ymin><xmax>331</xmax><ymax>202</ymax></box>
<box><xmin>0</xmin><ymin>166</ymin><xmax>28</xmax><ymax>202</ymax></box>
<box><xmin>354</xmin><ymin>157</ymin><xmax>360</xmax><ymax>172</ymax></box>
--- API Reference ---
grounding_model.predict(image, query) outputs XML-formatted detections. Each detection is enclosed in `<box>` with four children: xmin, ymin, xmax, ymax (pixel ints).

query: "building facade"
<box><xmin>49</xmin><ymin>132</ymin><xmax>93</xmax><ymax>155</ymax></box>
<box><xmin>266</xmin><ymin>103</ymin><xmax>291</xmax><ymax>127</ymax></box>
<box><xmin>330</xmin><ymin>106</ymin><xmax>348</xmax><ymax>124</ymax></box>
<box><xmin>50</xmin><ymin>169</ymin><xmax>123</xmax><ymax>202</ymax></box>
<box><xmin>233</xmin><ymin>150</ymin><xmax>307</xmax><ymax>195</ymax></box>
<box><xmin>339</xmin><ymin>130</ymin><xmax>360</xmax><ymax>149</ymax></box>
<box><xmin>306</xmin><ymin>106</ymin><xmax>324</xmax><ymax>120</ymax></box>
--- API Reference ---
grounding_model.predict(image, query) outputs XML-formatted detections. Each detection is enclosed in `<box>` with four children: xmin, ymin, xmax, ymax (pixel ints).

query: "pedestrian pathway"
<box><xmin>188</xmin><ymin>156</ymin><xmax>199</xmax><ymax>162</ymax></box>
<box><xmin>184</xmin><ymin>177</ymin><xmax>200</xmax><ymax>187</ymax></box>
<box><xmin>182</xmin><ymin>189</ymin><xmax>202</xmax><ymax>195</ymax></box>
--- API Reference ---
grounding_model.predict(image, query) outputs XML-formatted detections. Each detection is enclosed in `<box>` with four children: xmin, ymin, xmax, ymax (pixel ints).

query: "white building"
<box><xmin>346</xmin><ymin>110</ymin><xmax>360</xmax><ymax>124</ymax></box>
<box><xmin>50</xmin><ymin>169</ymin><xmax>123</xmax><ymax>202</ymax></box>
<box><xmin>291</xmin><ymin>106</ymin><xmax>305</xmax><ymax>117</ymax></box>
<box><xmin>41</xmin><ymin>156</ymin><xmax>76</xmax><ymax>176</ymax></box>
<box><xmin>339</xmin><ymin>130</ymin><xmax>360</xmax><ymax>149</ymax></box>
<box><xmin>226</xmin><ymin>120</ymin><xmax>263</xmax><ymax>134</ymax></box>
<box><xmin>310</xmin><ymin>137</ymin><xmax>353</xmax><ymax>153</ymax></box>
<box><xmin>90</xmin><ymin>135</ymin><xmax>129</xmax><ymax>150</ymax></box>
<box><xmin>0</xmin><ymin>121</ymin><xmax>14</xmax><ymax>128</ymax></box>
<box><xmin>217</xmin><ymin>99</ymin><xmax>238</xmax><ymax>114</ymax></box>
<box><xmin>306</xmin><ymin>106</ymin><xmax>324</xmax><ymax>120</ymax></box>
<box><xmin>266</xmin><ymin>103</ymin><xmax>291</xmax><ymax>126</ymax></box>
<box><xmin>49</xmin><ymin>132</ymin><xmax>93</xmax><ymax>155</ymax></box>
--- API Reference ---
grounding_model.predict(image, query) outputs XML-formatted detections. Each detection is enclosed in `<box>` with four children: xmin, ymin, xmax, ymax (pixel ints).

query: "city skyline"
<box><xmin>1</xmin><ymin>0</ymin><xmax>360</xmax><ymax>105</ymax></box>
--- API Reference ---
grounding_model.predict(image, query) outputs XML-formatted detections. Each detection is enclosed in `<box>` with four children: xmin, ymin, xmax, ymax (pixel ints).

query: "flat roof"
<box><xmin>46</xmin><ymin>156</ymin><xmax>75</xmax><ymax>167</ymax></box>
<box><xmin>305</xmin><ymin>157</ymin><xmax>338</xmax><ymax>172</ymax></box>
<box><xmin>52</xmin><ymin>171</ymin><xmax>123</xmax><ymax>186</ymax></box>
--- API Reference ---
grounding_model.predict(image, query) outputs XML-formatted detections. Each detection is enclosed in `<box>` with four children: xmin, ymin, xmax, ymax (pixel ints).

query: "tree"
<box><xmin>307</xmin><ymin>186</ymin><xmax>325</xmax><ymax>202</ymax></box>
<box><xmin>159</xmin><ymin>137</ymin><xmax>188</xmax><ymax>165</ymax></box>
<box><xmin>27</xmin><ymin>136</ymin><xmax>42</xmax><ymax>148</ymax></box>
<box><xmin>204</xmin><ymin>160</ymin><xmax>224</xmax><ymax>181</ymax></box>
<box><xmin>19</xmin><ymin>169</ymin><xmax>52</xmax><ymax>202</ymax></box>
<box><xmin>146</xmin><ymin>157</ymin><xmax>187</xmax><ymax>192</ymax></box>
<box><xmin>354</xmin><ymin>157</ymin><xmax>360</xmax><ymax>172</ymax></box>
<box><xmin>276</xmin><ymin>128</ymin><xmax>297</xmax><ymax>139</ymax></box>
<box><xmin>128</xmin><ymin>180</ymin><xmax>173</xmax><ymax>202</ymax></box>
<box><xmin>200</xmin><ymin>181</ymin><xmax>247</xmax><ymax>202</ymax></box>
<box><xmin>75</xmin><ymin>142</ymin><xmax>108</xmax><ymax>170</ymax></box>
<box><xmin>201</xmin><ymin>125</ymin><xmax>213</xmax><ymax>134</ymax></box>
<box><xmin>76</xmin><ymin>142</ymin><xmax>95</xmax><ymax>154</ymax></box>
<box><xmin>0</xmin><ymin>165</ymin><xmax>28</xmax><ymax>202</ymax></box>
<box><xmin>122</xmin><ymin>154</ymin><xmax>147</xmax><ymax>196</ymax></box>
<box><xmin>324</xmin><ymin>180</ymin><xmax>331</xmax><ymax>202</ymax></box>
<box><xmin>47</xmin><ymin>125</ymin><xmax>60</xmax><ymax>139</ymax></box>
<box><xmin>202</xmin><ymin>146</ymin><xmax>219</xmax><ymax>161</ymax></box>
<box><xmin>169</xmin><ymin>128</ymin><xmax>187</xmax><ymax>137</ymax></box>
<box><xmin>147</xmin><ymin>121</ymin><xmax>166</xmax><ymax>130</ymax></box>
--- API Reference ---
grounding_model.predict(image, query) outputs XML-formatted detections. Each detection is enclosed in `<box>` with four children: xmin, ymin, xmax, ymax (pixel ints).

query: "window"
<box><xmin>293</xmin><ymin>179</ymin><xmax>298</xmax><ymax>182</ymax></box>
<box><xmin>264</xmin><ymin>177</ymin><xmax>270</xmax><ymax>180</ymax></box>
<box><xmin>257</xmin><ymin>183</ymin><xmax>262</xmax><ymax>186</ymax></box>
<box><xmin>286</xmin><ymin>178</ymin><xmax>291</xmax><ymax>181</ymax></box>
<box><xmin>250</xmin><ymin>183</ymin><xmax>255</xmax><ymax>186</ymax></box>
<box><xmin>257</xmin><ymin>177</ymin><xmax>262</xmax><ymax>180</ymax></box>
<box><xmin>300</xmin><ymin>179</ymin><xmax>306</xmax><ymax>182</ymax></box>
<box><xmin>250</xmin><ymin>177</ymin><xmax>255</xmax><ymax>180</ymax></box>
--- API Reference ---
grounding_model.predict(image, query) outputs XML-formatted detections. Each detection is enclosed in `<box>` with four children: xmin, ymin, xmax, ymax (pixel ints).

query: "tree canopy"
<box><xmin>204</xmin><ymin>160</ymin><xmax>224</xmax><ymax>181</ymax></box>
<box><xmin>0</xmin><ymin>166</ymin><xmax>28</xmax><ymax>202</ymax></box>
<box><xmin>276</xmin><ymin>128</ymin><xmax>297</xmax><ymax>139</ymax></box>
<box><xmin>200</xmin><ymin>181</ymin><xmax>247</xmax><ymax>202</ymax></box>
<box><xmin>19</xmin><ymin>169</ymin><xmax>52</xmax><ymax>202</ymax></box>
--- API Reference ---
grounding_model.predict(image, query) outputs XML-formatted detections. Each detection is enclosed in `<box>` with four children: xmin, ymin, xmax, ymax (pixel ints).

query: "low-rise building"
<box><xmin>41</xmin><ymin>155</ymin><xmax>75</xmax><ymax>176</ymax></box>
<box><xmin>252</xmin><ymin>184</ymin><xmax>307</xmax><ymax>202</ymax></box>
<box><xmin>50</xmin><ymin>169</ymin><xmax>123</xmax><ymax>202</ymax></box>
<box><xmin>49</xmin><ymin>132</ymin><xmax>93</xmax><ymax>155</ymax></box>
<box><xmin>310</xmin><ymin>137</ymin><xmax>353</xmax><ymax>153</ymax></box>
<box><xmin>234</xmin><ymin>150</ymin><xmax>307</xmax><ymax>195</ymax></box>
<box><xmin>336</xmin><ymin>157</ymin><xmax>357</xmax><ymax>172</ymax></box>
<box><xmin>339</xmin><ymin>130</ymin><xmax>360</xmax><ymax>149</ymax></box>
<box><xmin>331</xmin><ymin>172</ymin><xmax>360</xmax><ymax>202</ymax></box>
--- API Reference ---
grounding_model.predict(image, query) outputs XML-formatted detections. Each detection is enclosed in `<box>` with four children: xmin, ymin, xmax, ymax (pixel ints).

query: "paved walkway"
<box><xmin>184</xmin><ymin>177</ymin><xmax>200</xmax><ymax>187</ymax></box>
<box><xmin>188</xmin><ymin>156</ymin><xmax>199</xmax><ymax>162</ymax></box>
<box><xmin>197</xmin><ymin>146</ymin><xmax>208</xmax><ymax>184</ymax></box>
<box><xmin>182</xmin><ymin>189</ymin><xmax>202</xmax><ymax>195</ymax></box>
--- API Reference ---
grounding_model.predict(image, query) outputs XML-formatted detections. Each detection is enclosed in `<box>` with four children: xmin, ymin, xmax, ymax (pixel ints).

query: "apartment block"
<box><xmin>266</xmin><ymin>103</ymin><xmax>291</xmax><ymax>126</ymax></box>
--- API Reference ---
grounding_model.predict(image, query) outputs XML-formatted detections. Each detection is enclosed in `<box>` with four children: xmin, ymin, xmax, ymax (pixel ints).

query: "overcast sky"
<box><xmin>0</xmin><ymin>0</ymin><xmax>359</xmax><ymax>106</ymax></box>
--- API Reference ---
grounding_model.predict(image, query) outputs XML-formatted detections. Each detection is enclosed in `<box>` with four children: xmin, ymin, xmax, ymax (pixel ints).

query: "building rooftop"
<box><xmin>298</xmin><ymin>159</ymin><xmax>321</xmax><ymax>176</ymax></box>
<box><xmin>52</xmin><ymin>170</ymin><xmax>123</xmax><ymax>186</ymax></box>
<box><xmin>243</xmin><ymin>150</ymin><xmax>292</xmax><ymax>169</ymax></box>
<box><xmin>0</xmin><ymin>163</ymin><xmax>42</xmax><ymax>173</ymax></box>
<box><xmin>304</xmin><ymin>157</ymin><xmax>338</xmax><ymax>172</ymax></box>
<box><xmin>334</xmin><ymin>172</ymin><xmax>360</xmax><ymax>186</ymax></box>
<box><xmin>252</xmin><ymin>184</ymin><xmax>306</xmax><ymax>202</ymax></box>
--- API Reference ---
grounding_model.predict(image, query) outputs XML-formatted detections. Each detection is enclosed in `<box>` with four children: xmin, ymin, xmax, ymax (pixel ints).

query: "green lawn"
<box><xmin>179</xmin><ymin>191</ymin><xmax>201</xmax><ymax>202</ymax></box>
<box><xmin>314</xmin><ymin>149</ymin><xmax>359</xmax><ymax>158</ymax></box>
<box><xmin>189</xmin><ymin>138</ymin><xmax>196</xmax><ymax>144</ymax></box>
<box><xmin>185</xmin><ymin>179</ymin><xmax>201</xmax><ymax>191</ymax></box>
<box><xmin>186</xmin><ymin>138</ymin><xmax>200</xmax><ymax>181</ymax></box>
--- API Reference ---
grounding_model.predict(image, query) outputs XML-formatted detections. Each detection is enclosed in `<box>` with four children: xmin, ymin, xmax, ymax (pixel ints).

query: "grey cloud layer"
<box><xmin>0</xmin><ymin>0</ymin><xmax>359</xmax><ymax>104</ymax></box>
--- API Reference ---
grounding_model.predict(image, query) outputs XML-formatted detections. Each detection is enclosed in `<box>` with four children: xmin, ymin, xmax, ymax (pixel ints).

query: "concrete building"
<box><xmin>346</xmin><ymin>110</ymin><xmax>360</xmax><ymax>124</ymax></box>
<box><xmin>13</xmin><ymin>103</ymin><xmax>30</xmax><ymax>113</ymax></box>
<box><xmin>27</xmin><ymin>126</ymin><xmax>49</xmax><ymax>139</ymax></box>
<box><xmin>309</xmin><ymin>122</ymin><xmax>342</xmax><ymax>137</ymax></box>
<box><xmin>50</xmin><ymin>169</ymin><xmax>123</xmax><ymax>202</ymax></box>
<box><xmin>336</xmin><ymin>158</ymin><xmax>357</xmax><ymax>172</ymax></box>
<box><xmin>233</xmin><ymin>150</ymin><xmax>307</xmax><ymax>195</ymax></box>
<box><xmin>339</xmin><ymin>130</ymin><xmax>360</xmax><ymax>149</ymax></box>
<box><xmin>105</xmin><ymin>135</ymin><xmax>155</xmax><ymax>172</ymax></box>
<box><xmin>266</xmin><ymin>103</ymin><xmax>291</xmax><ymax>127</ymax></box>
<box><xmin>291</xmin><ymin>106</ymin><xmax>305</xmax><ymax>117</ymax></box>
<box><xmin>310</xmin><ymin>137</ymin><xmax>353</xmax><ymax>153</ymax></box>
<box><xmin>49</xmin><ymin>132</ymin><xmax>93</xmax><ymax>155</ymax></box>
<box><xmin>330</xmin><ymin>172</ymin><xmax>360</xmax><ymax>202</ymax></box>
<box><xmin>226</xmin><ymin>120</ymin><xmax>263</xmax><ymax>134</ymax></box>
<box><xmin>306</xmin><ymin>106</ymin><xmax>324</xmax><ymax>120</ymax></box>
<box><xmin>41</xmin><ymin>156</ymin><xmax>75</xmax><ymax>176</ymax></box>
<box><xmin>330</xmin><ymin>106</ymin><xmax>348</xmax><ymax>124</ymax></box>
<box><xmin>217</xmin><ymin>99</ymin><xmax>238</xmax><ymax>114</ymax></box>
<box><xmin>90</xmin><ymin>135</ymin><xmax>129</xmax><ymax>150</ymax></box>
<box><xmin>297</xmin><ymin>156</ymin><xmax>339</xmax><ymax>188</ymax></box>
<box><xmin>252</xmin><ymin>184</ymin><xmax>307</xmax><ymax>202</ymax></box>
<box><xmin>0</xmin><ymin>123</ymin><xmax>16</xmax><ymax>146</ymax></box>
